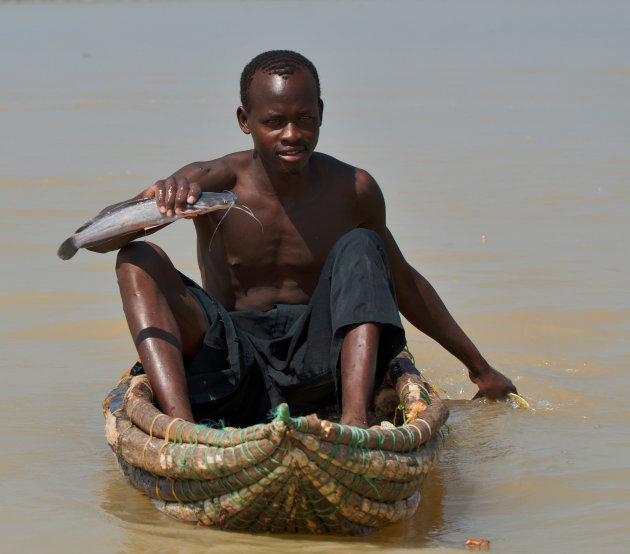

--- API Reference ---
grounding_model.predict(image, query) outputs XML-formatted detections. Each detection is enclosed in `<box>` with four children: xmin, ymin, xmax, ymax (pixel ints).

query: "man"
<box><xmin>93</xmin><ymin>50</ymin><xmax>516</xmax><ymax>428</ymax></box>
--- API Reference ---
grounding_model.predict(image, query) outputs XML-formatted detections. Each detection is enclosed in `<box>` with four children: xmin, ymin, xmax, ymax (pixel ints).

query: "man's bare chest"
<box><xmin>223</xmin><ymin>201</ymin><xmax>352</xmax><ymax>274</ymax></box>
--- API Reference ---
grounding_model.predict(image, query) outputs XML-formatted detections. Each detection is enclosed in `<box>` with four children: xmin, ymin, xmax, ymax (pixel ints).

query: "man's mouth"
<box><xmin>276</xmin><ymin>147</ymin><xmax>307</xmax><ymax>161</ymax></box>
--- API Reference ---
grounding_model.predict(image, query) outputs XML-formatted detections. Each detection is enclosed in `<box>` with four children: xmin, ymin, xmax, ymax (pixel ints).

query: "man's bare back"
<box><xmin>94</xmin><ymin>50</ymin><xmax>516</xmax><ymax>426</ymax></box>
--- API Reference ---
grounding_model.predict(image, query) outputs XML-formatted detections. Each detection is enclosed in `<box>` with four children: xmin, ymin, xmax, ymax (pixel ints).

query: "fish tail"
<box><xmin>57</xmin><ymin>237</ymin><xmax>78</xmax><ymax>260</ymax></box>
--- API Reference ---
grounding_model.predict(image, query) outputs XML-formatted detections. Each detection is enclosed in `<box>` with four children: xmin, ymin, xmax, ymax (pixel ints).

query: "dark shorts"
<box><xmin>182</xmin><ymin>228</ymin><xmax>406</xmax><ymax>427</ymax></box>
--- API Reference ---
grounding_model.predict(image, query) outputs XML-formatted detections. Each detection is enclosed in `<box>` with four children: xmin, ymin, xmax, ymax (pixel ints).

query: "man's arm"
<box><xmin>88</xmin><ymin>157</ymin><xmax>236</xmax><ymax>254</ymax></box>
<box><xmin>356</xmin><ymin>169</ymin><xmax>516</xmax><ymax>400</ymax></box>
<box><xmin>383</xmin><ymin>229</ymin><xmax>516</xmax><ymax>399</ymax></box>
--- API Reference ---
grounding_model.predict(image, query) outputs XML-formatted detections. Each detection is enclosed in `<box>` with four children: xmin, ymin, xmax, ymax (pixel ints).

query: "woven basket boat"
<box><xmin>102</xmin><ymin>360</ymin><xmax>449</xmax><ymax>535</ymax></box>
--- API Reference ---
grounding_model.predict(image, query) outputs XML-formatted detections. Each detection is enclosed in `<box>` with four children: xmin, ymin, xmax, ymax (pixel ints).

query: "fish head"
<box><xmin>182</xmin><ymin>191</ymin><xmax>238</xmax><ymax>216</ymax></box>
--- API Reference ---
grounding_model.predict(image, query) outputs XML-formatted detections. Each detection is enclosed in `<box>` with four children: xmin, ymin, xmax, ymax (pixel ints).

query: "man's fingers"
<box><xmin>145</xmin><ymin>182</ymin><xmax>160</xmax><ymax>199</ymax></box>
<box><xmin>150</xmin><ymin>176</ymin><xmax>197</xmax><ymax>216</ymax></box>
<box><xmin>174</xmin><ymin>181</ymin><xmax>191</xmax><ymax>213</ymax></box>
<box><xmin>166</xmin><ymin>179</ymin><xmax>178</xmax><ymax>214</ymax></box>
<box><xmin>471</xmin><ymin>382</ymin><xmax>518</xmax><ymax>401</ymax></box>
<box><xmin>187</xmin><ymin>182</ymin><xmax>202</xmax><ymax>204</ymax></box>
<box><xmin>155</xmin><ymin>181</ymin><xmax>167</xmax><ymax>212</ymax></box>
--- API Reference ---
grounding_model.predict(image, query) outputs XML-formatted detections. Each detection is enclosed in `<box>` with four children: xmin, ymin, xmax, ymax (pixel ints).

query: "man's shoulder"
<box><xmin>311</xmin><ymin>153</ymin><xmax>377</xmax><ymax>187</ymax></box>
<box><xmin>194</xmin><ymin>150</ymin><xmax>253</xmax><ymax>172</ymax></box>
<box><xmin>311</xmin><ymin>151</ymin><xmax>356</xmax><ymax>171</ymax></box>
<box><xmin>179</xmin><ymin>151</ymin><xmax>254</xmax><ymax>191</ymax></box>
<box><xmin>223</xmin><ymin>150</ymin><xmax>255</xmax><ymax>166</ymax></box>
<box><xmin>311</xmin><ymin>153</ymin><xmax>384</xmax><ymax>224</ymax></box>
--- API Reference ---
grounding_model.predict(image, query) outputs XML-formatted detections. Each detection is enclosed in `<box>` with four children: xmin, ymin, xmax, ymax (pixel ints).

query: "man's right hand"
<box><xmin>145</xmin><ymin>175</ymin><xmax>202</xmax><ymax>217</ymax></box>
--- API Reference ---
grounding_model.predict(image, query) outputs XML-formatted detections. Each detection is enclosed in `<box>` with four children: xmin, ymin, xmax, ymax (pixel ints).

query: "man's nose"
<box><xmin>281</xmin><ymin>121</ymin><xmax>301</xmax><ymax>142</ymax></box>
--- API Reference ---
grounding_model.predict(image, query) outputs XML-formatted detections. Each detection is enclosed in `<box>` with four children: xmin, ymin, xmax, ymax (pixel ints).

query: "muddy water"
<box><xmin>1</xmin><ymin>1</ymin><xmax>629</xmax><ymax>552</ymax></box>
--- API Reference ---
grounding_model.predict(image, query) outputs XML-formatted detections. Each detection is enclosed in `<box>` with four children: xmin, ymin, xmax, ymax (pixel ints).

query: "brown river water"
<box><xmin>1</xmin><ymin>1</ymin><xmax>629</xmax><ymax>552</ymax></box>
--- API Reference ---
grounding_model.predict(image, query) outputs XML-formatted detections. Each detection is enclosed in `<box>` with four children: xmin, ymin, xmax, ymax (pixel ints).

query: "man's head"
<box><xmin>240</xmin><ymin>50</ymin><xmax>321</xmax><ymax>113</ymax></box>
<box><xmin>237</xmin><ymin>51</ymin><xmax>323</xmax><ymax>176</ymax></box>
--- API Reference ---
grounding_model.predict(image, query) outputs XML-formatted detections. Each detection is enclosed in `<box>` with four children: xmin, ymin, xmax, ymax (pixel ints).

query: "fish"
<box><xmin>57</xmin><ymin>191</ymin><xmax>238</xmax><ymax>260</ymax></box>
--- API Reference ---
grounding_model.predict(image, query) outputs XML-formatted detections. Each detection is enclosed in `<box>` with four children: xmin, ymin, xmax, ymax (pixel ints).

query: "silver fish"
<box><xmin>57</xmin><ymin>191</ymin><xmax>237</xmax><ymax>260</ymax></box>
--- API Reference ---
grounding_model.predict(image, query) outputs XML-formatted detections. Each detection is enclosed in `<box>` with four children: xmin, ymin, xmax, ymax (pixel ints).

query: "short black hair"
<box><xmin>240</xmin><ymin>50</ymin><xmax>321</xmax><ymax>112</ymax></box>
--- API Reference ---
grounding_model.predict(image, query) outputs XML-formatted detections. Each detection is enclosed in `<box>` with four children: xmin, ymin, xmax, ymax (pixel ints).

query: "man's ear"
<box><xmin>237</xmin><ymin>106</ymin><xmax>251</xmax><ymax>134</ymax></box>
<box><xmin>318</xmin><ymin>99</ymin><xmax>324</xmax><ymax>126</ymax></box>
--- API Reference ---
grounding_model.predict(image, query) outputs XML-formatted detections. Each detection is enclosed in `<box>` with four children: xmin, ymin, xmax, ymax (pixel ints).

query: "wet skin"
<box><xmin>102</xmin><ymin>68</ymin><xmax>516</xmax><ymax>426</ymax></box>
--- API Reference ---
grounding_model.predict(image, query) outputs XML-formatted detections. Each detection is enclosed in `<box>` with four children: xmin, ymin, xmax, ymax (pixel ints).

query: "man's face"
<box><xmin>238</xmin><ymin>69</ymin><xmax>323</xmax><ymax>175</ymax></box>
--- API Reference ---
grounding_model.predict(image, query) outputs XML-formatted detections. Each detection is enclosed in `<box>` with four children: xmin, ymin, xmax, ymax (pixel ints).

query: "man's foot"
<box><xmin>339</xmin><ymin>414</ymin><xmax>369</xmax><ymax>428</ymax></box>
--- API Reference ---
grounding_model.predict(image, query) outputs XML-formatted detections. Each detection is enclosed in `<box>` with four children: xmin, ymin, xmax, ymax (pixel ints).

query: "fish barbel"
<box><xmin>57</xmin><ymin>191</ymin><xmax>238</xmax><ymax>260</ymax></box>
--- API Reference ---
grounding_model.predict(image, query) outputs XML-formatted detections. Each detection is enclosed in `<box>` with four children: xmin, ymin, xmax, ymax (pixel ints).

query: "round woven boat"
<box><xmin>102</xmin><ymin>361</ymin><xmax>449</xmax><ymax>535</ymax></box>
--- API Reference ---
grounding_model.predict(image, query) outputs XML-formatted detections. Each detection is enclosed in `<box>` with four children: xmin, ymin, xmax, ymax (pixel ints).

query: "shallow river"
<box><xmin>1</xmin><ymin>1</ymin><xmax>629</xmax><ymax>552</ymax></box>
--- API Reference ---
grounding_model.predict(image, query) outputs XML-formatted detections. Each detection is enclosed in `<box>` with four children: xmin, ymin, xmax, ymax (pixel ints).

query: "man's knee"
<box><xmin>330</xmin><ymin>228</ymin><xmax>387</xmax><ymax>265</ymax></box>
<box><xmin>116</xmin><ymin>241</ymin><xmax>167</xmax><ymax>275</ymax></box>
<box><xmin>115</xmin><ymin>241</ymin><xmax>182</xmax><ymax>297</ymax></box>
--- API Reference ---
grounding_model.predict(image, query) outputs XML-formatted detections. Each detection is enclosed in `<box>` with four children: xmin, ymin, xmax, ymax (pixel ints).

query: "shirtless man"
<box><xmin>94</xmin><ymin>51</ymin><xmax>516</xmax><ymax>428</ymax></box>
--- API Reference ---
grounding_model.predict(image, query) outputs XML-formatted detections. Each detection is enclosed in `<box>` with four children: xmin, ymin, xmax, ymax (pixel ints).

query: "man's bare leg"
<box><xmin>339</xmin><ymin>322</ymin><xmax>381</xmax><ymax>428</ymax></box>
<box><xmin>116</xmin><ymin>242</ymin><xmax>208</xmax><ymax>422</ymax></box>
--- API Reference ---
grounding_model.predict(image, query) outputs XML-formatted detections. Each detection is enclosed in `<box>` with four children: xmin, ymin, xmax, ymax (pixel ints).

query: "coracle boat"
<box><xmin>102</xmin><ymin>359</ymin><xmax>449</xmax><ymax>535</ymax></box>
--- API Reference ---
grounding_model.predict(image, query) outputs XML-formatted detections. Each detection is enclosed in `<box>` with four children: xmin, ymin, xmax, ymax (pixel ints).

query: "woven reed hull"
<box><xmin>103</xmin><ymin>366</ymin><xmax>449</xmax><ymax>535</ymax></box>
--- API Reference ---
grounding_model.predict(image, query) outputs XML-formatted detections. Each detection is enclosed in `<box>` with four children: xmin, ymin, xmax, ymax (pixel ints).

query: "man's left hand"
<box><xmin>469</xmin><ymin>364</ymin><xmax>517</xmax><ymax>401</ymax></box>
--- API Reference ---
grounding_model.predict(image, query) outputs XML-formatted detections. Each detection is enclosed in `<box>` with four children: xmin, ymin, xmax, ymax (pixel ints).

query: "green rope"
<box><xmin>183</xmin><ymin>478</ymin><xmax>197</xmax><ymax>502</ymax></box>
<box><xmin>399</xmin><ymin>425</ymin><xmax>408</xmax><ymax>451</ymax></box>
<box><xmin>403</xmin><ymin>343</ymin><xmax>416</xmax><ymax>365</ymax></box>
<box><xmin>227</xmin><ymin>464</ymin><xmax>247</xmax><ymax>489</ymax></box>
<box><xmin>117</xmin><ymin>422</ymin><xmax>134</xmax><ymax>455</ymax></box>
<box><xmin>240</xmin><ymin>454</ymin><xmax>267</xmax><ymax>481</ymax></box>
<box><xmin>210</xmin><ymin>446</ymin><xmax>223</xmax><ymax>480</ymax></box>
<box><xmin>319</xmin><ymin>425</ymin><xmax>343</xmax><ymax>471</ymax></box>
<box><xmin>252</xmin><ymin>436</ymin><xmax>271</xmax><ymax>459</ymax></box>
<box><xmin>360</xmin><ymin>472</ymin><xmax>381</xmax><ymax>499</ymax></box>
<box><xmin>205</xmin><ymin>496</ymin><xmax>220</xmax><ymax>516</ymax></box>
<box><xmin>403</xmin><ymin>426</ymin><xmax>416</xmax><ymax>453</ymax></box>
<box><xmin>292</xmin><ymin>415</ymin><xmax>309</xmax><ymax>432</ymax></box>
<box><xmin>274</xmin><ymin>403</ymin><xmax>292</xmax><ymax>424</ymax></box>
<box><xmin>198</xmin><ymin>478</ymin><xmax>215</xmax><ymax>499</ymax></box>
<box><xmin>227</xmin><ymin>428</ymin><xmax>239</xmax><ymax>446</ymax></box>
<box><xmin>127</xmin><ymin>402</ymin><xmax>137</xmax><ymax>425</ymax></box>
<box><xmin>186</xmin><ymin>427</ymin><xmax>204</xmax><ymax>481</ymax></box>
<box><xmin>239</xmin><ymin>439</ymin><xmax>257</xmax><ymax>466</ymax></box>
<box><xmin>420</xmin><ymin>386</ymin><xmax>431</xmax><ymax>404</ymax></box>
